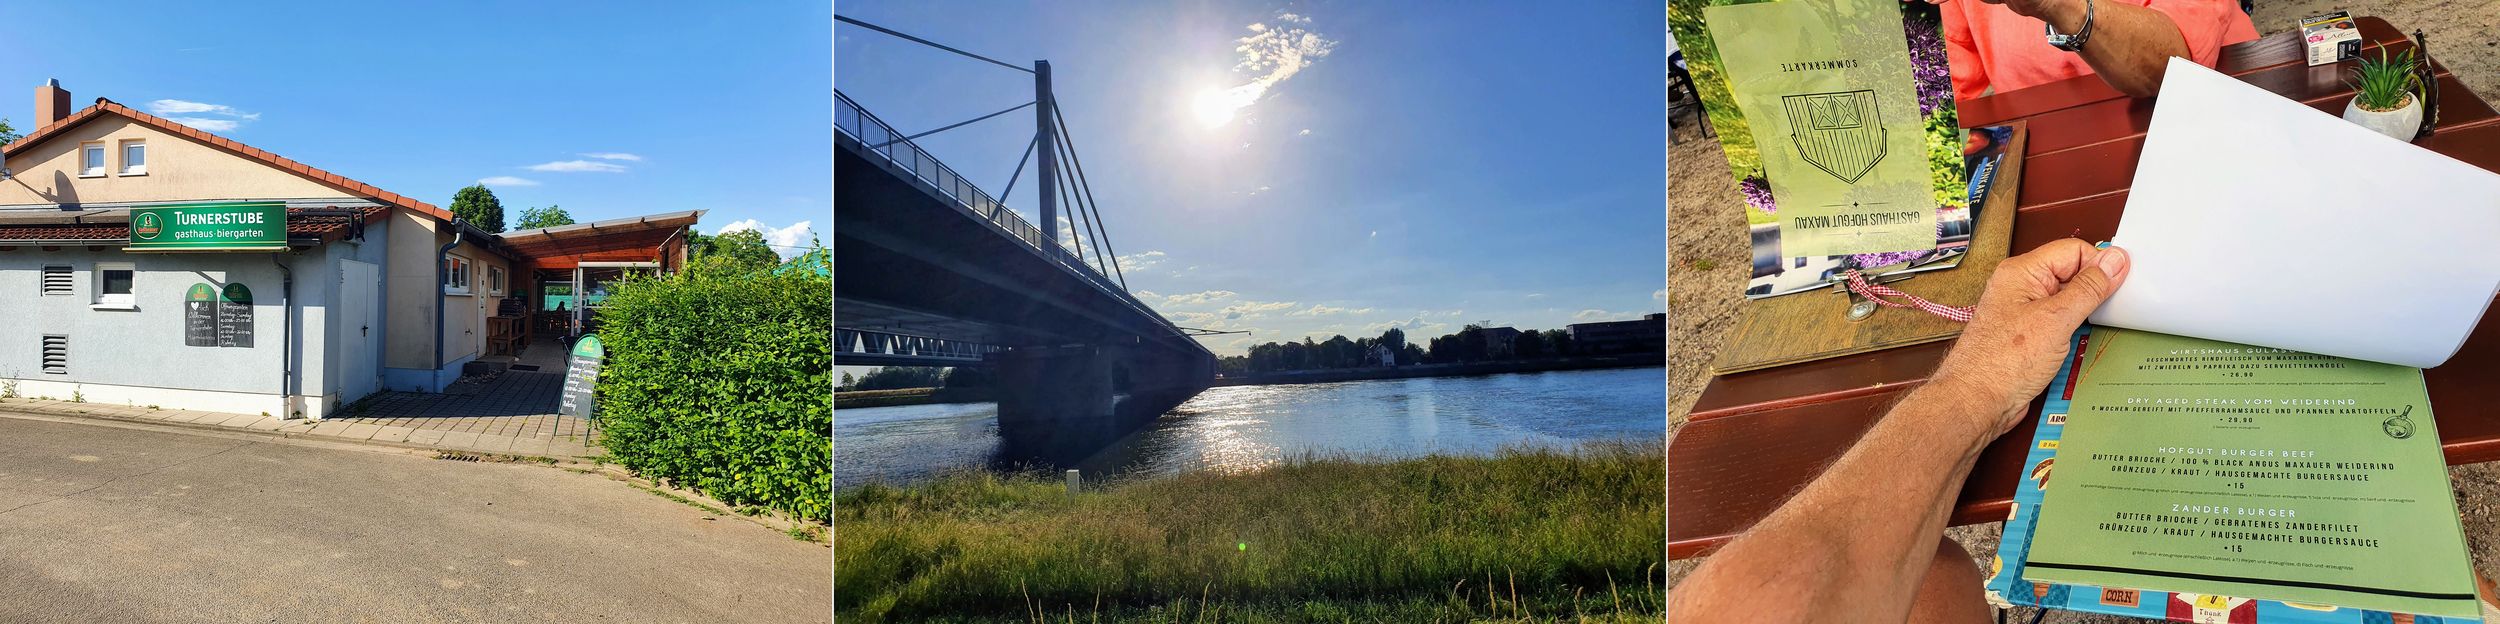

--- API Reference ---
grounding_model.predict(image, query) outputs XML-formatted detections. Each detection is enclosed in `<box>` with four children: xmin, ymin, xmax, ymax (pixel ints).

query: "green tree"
<box><xmin>0</xmin><ymin>118</ymin><xmax>19</xmax><ymax>145</ymax></box>
<box><xmin>1543</xmin><ymin>328</ymin><xmax>1574</xmax><ymax>357</ymax></box>
<box><xmin>840</xmin><ymin>371</ymin><xmax>856</xmax><ymax>390</ymax></box>
<box><xmin>1515</xmin><ymin>329</ymin><xmax>1546</xmax><ymax>359</ymax></box>
<box><xmin>516</xmin><ymin>205</ymin><xmax>575</xmax><ymax>229</ymax></box>
<box><xmin>692</xmin><ymin>229</ymin><xmax>782</xmax><ymax>272</ymax></box>
<box><xmin>448</xmin><ymin>184</ymin><xmax>507</xmax><ymax>233</ymax></box>
<box><xmin>854</xmin><ymin>366</ymin><xmax>944</xmax><ymax>390</ymax></box>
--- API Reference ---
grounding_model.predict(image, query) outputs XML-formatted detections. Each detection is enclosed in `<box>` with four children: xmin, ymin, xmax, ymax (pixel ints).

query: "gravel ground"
<box><xmin>1668</xmin><ymin>4</ymin><xmax>2500</xmax><ymax>619</ymax></box>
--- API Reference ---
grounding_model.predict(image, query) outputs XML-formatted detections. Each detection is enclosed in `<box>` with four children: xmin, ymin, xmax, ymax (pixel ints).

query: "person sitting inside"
<box><xmin>1942</xmin><ymin>0</ymin><xmax>2258</xmax><ymax>99</ymax></box>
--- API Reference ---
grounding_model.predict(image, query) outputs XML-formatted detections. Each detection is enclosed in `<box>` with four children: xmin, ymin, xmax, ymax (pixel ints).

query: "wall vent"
<box><xmin>40</xmin><ymin>335</ymin><xmax>67</xmax><ymax>375</ymax></box>
<box><xmin>40</xmin><ymin>266</ymin><xmax>72</xmax><ymax>295</ymax></box>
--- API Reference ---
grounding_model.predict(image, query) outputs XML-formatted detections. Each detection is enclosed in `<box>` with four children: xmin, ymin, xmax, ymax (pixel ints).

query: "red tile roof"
<box><xmin>2</xmin><ymin>98</ymin><xmax>453</xmax><ymax>221</ymax></box>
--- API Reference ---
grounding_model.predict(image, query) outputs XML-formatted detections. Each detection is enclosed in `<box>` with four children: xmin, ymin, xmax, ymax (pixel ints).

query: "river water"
<box><xmin>835</xmin><ymin>367</ymin><xmax>1664</xmax><ymax>488</ymax></box>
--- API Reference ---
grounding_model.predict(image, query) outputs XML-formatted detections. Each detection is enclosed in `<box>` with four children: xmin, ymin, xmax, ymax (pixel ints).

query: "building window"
<box><xmin>443</xmin><ymin>255</ymin><xmax>473</xmax><ymax>295</ymax></box>
<box><xmin>119</xmin><ymin>140</ymin><xmax>146</xmax><ymax>175</ymax></box>
<box><xmin>40</xmin><ymin>266</ymin><xmax>73</xmax><ymax>295</ymax></box>
<box><xmin>487</xmin><ymin>266</ymin><xmax>506</xmax><ymax>295</ymax></box>
<box><xmin>79</xmin><ymin>142</ymin><xmax>106</xmax><ymax>177</ymax></box>
<box><xmin>93</xmin><ymin>262</ymin><xmax>135</xmax><ymax>309</ymax></box>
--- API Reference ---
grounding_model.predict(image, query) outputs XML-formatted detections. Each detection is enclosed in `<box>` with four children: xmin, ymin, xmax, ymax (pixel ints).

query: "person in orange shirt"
<box><xmin>1942</xmin><ymin>0</ymin><xmax>2259</xmax><ymax>99</ymax></box>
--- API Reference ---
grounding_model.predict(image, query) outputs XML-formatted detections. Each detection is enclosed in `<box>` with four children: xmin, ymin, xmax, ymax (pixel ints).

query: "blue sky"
<box><xmin>0</xmin><ymin>2</ymin><xmax>829</xmax><ymax>254</ymax></box>
<box><xmin>839</xmin><ymin>1</ymin><xmax>1666</xmax><ymax>356</ymax></box>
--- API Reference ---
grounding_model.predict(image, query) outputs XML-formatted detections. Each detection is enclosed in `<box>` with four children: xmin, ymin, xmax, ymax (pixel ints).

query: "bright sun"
<box><xmin>1192</xmin><ymin>87</ymin><xmax>1239</xmax><ymax>129</ymax></box>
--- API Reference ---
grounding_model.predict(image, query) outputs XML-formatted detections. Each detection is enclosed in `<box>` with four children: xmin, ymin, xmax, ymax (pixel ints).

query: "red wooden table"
<box><xmin>1670</xmin><ymin>16</ymin><xmax>2500</xmax><ymax>560</ymax></box>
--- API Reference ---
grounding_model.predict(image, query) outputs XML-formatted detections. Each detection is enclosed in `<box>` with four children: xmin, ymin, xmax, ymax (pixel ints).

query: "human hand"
<box><xmin>1927</xmin><ymin>239</ymin><xmax>2130</xmax><ymax>437</ymax></box>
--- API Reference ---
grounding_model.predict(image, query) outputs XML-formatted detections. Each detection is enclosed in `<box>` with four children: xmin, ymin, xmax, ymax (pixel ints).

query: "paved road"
<box><xmin>0</xmin><ymin>413</ymin><xmax>828</xmax><ymax>623</ymax></box>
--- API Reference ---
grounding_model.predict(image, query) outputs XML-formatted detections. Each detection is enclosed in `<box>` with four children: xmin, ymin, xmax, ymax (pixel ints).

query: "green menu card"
<box><xmin>1699</xmin><ymin>0</ymin><xmax>1937</xmax><ymax>257</ymax></box>
<box><xmin>2025</xmin><ymin>327</ymin><xmax>2479</xmax><ymax>618</ymax></box>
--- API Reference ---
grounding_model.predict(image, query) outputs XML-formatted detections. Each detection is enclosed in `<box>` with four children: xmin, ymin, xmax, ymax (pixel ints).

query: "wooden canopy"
<box><xmin>498</xmin><ymin>210</ymin><xmax>701</xmax><ymax>270</ymax></box>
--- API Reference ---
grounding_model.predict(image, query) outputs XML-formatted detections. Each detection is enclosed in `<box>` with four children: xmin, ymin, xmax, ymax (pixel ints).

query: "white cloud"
<box><xmin>1573</xmin><ymin>309</ymin><xmax>1640</xmax><ymax>322</ymax></box>
<box><xmin>477</xmin><ymin>176</ymin><xmax>539</xmax><ymax>187</ymax></box>
<box><xmin>1117</xmin><ymin>250</ymin><xmax>1166</xmax><ymax>272</ymax></box>
<box><xmin>1193</xmin><ymin>11</ymin><xmax>1338</xmax><ymax>128</ymax></box>
<box><xmin>149</xmin><ymin>99</ymin><xmax>258</xmax><ymax>133</ymax></box>
<box><xmin>1653</xmin><ymin>289</ymin><xmax>1667</xmax><ymax>300</ymax></box>
<box><xmin>1298</xmin><ymin>128</ymin><xmax>1312</xmax><ymax>136</ymax></box>
<box><xmin>148</xmin><ymin>99</ymin><xmax>258</xmax><ymax>119</ymax></box>
<box><xmin>1220</xmin><ymin>300</ymin><xmax>1297</xmax><ymax>319</ymax></box>
<box><xmin>1291</xmin><ymin>304</ymin><xmax>1371</xmax><ymax>317</ymax></box>
<box><xmin>1526</xmin><ymin>293</ymin><xmax>1547</xmax><ymax>299</ymax></box>
<box><xmin>581</xmin><ymin>152</ymin><xmax>643</xmax><ymax>162</ymax></box>
<box><xmin>715</xmin><ymin>219</ymin><xmax>819</xmax><ymax>259</ymax></box>
<box><xmin>527</xmin><ymin>160</ymin><xmax>630</xmax><ymax>173</ymax></box>
<box><xmin>1366</xmin><ymin>316</ymin><xmax>1449</xmax><ymax>335</ymax></box>
<box><xmin>1134</xmin><ymin>290</ymin><xmax>1161</xmax><ymax>300</ymax></box>
<box><xmin>170</xmin><ymin>118</ymin><xmax>240</xmax><ymax>131</ymax></box>
<box><xmin>1164</xmin><ymin>290</ymin><xmax>1237</xmax><ymax>305</ymax></box>
<box><xmin>1368</xmin><ymin>230</ymin><xmax>1378</xmax><ymax>238</ymax></box>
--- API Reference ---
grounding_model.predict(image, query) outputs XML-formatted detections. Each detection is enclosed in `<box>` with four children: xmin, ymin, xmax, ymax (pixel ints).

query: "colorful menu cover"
<box><xmin>1669</xmin><ymin>0</ymin><xmax>1968</xmax><ymax>298</ymax></box>
<box><xmin>2003</xmin><ymin>326</ymin><xmax>2481</xmax><ymax>620</ymax></box>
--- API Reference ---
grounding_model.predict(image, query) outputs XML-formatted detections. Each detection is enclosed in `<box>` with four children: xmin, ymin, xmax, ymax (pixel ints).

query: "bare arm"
<box><xmin>1998</xmin><ymin>0</ymin><xmax>2194</xmax><ymax>97</ymax></box>
<box><xmin>1672</xmin><ymin>240</ymin><xmax>2132</xmax><ymax>621</ymax></box>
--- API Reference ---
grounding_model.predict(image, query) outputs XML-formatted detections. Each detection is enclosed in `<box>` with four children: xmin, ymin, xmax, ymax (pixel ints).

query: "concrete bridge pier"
<box><xmin>993</xmin><ymin>343</ymin><xmax>1212</xmax><ymax>464</ymax></box>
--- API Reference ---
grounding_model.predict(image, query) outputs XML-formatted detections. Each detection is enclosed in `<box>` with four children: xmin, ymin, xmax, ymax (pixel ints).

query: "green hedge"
<box><xmin>594</xmin><ymin>256</ymin><xmax>831</xmax><ymax>522</ymax></box>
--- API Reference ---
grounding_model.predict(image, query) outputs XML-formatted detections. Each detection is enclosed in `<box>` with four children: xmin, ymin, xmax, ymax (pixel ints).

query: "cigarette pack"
<box><xmin>2300</xmin><ymin>11</ymin><xmax>2362</xmax><ymax>67</ymax></box>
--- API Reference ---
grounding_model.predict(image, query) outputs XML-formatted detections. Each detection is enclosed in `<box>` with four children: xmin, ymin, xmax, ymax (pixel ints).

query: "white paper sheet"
<box><xmin>2085</xmin><ymin>58</ymin><xmax>2500</xmax><ymax>368</ymax></box>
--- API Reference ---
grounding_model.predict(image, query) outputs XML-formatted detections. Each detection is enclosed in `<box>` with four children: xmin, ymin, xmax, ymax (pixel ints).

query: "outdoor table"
<box><xmin>1669</xmin><ymin>16</ymin><xmax>2500</xmax><ymax>560</ymax></box>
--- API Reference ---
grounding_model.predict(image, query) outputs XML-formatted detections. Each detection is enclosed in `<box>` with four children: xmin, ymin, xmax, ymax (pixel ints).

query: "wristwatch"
<box><xmin>2046</xmin><ymin>0</ymin><xmax>2096</xmax><ymax>52</ymax></box>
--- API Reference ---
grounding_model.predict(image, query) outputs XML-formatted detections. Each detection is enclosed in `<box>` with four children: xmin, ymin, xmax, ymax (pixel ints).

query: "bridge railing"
<box><xmin>838</xmin><ymin>91</ymin><xmax>1106</xmax><ymax>282</ymax></box>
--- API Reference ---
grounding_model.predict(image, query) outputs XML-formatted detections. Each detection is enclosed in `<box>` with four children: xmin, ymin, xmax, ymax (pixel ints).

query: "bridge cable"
<box><xmin>997</xmin><ymin>133</ymin><xmax>1040</xmax><ymax>202</ymax></box>
<box><xmin>1050</xmin><ymin>101</ymin><xmax>1130</xmax><ymax>289</ymax></box>
<box><xmin>1050</xmin><ymin>139</ymin><xmax>1092</xmax><ymax>272</ymax></box>
<box><xmin>834</xmin><ymin>15</ymin><xmax>1035</xmax><ymax>74</ymax></box>
<box><xmin>867</xmin><ymin>100</ymin><xmax>1037</xmax><ymax>150</ymax></box>
<box><xmin>1052</xmin><ymin>125</ymin><xmax>1115</xmax><ymax>280</ymax></box>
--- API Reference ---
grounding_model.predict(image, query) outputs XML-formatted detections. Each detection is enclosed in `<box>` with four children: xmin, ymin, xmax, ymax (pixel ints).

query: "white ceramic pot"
<box><xmin>2343</xmin><ymin>94</ymin><xmax>2422</xmax><ymax>142</ymax></box>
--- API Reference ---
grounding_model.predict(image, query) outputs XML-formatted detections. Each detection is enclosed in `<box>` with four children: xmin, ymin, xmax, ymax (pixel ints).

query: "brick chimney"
<box><xmin>35</xmin><ymin>79</ymin><xmax>71</xmax><ymax>128</ymax></box>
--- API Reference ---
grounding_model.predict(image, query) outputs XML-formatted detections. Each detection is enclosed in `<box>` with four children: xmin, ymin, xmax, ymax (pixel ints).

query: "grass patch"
<box><xmin>835</xmin><ymin>441</ymin><xmax>1665</xmax><ymax>622</ymax></box>
<box><xmin>788</xmin><ymin>523</ymin><xmax>828</xmax><ymax>544</ymax></box>
<box><xmin>630</xmin><ymin>482</ymin><xmax>731</xmax><ymax>516</ymax></box>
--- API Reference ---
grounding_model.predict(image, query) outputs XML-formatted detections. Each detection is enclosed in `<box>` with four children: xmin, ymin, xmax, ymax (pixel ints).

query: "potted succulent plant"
<box><xmin>2342</xmin><ymin>47</ymin><xmax>2422</xmax><ymax>141</ymax></box>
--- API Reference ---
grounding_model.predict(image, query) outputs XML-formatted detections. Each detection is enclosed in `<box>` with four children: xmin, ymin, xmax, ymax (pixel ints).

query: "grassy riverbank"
<box><xmin>835</xmin><ymin>441</ymin><xmax>1664</xmax><ymax>622</ymax></box>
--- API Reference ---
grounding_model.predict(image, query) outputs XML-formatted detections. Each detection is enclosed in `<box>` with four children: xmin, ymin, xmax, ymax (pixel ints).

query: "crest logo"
<box><xmin>133</xmin><ymin>212</ymin><xmax>164</xmax><ymax>241</ymax></box>
<box><xmin>1783</xmin><ymin>90</ymin><xmax>1889</xmax><ymax>184</ymax></box>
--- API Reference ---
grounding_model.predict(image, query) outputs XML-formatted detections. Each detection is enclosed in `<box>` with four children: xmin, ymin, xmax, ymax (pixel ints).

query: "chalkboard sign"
<box><xmin>560</xmin><ymin>335</ymin><xmax>604</xmax><ymax>420</ymax></box>
<box><xmin>216</xmin><ymin>283</ymin><xmax>254</xmax><ymax>348</ymax></box>
<box><xmin>184</xmin><ymin>283</ymin><xmax>217</xmax><ymax>347</ymax></box>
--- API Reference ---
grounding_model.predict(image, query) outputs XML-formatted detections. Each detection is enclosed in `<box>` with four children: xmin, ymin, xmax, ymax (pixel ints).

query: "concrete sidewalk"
<box><xmin>0</xmin><ymin>398</ymin><xmax>600</xmax><ymax>460</ymax></box>
<box><xmin>0</xmin><ymin>412</ymin><xmax>826</xmax><ymax>623</ymax></box>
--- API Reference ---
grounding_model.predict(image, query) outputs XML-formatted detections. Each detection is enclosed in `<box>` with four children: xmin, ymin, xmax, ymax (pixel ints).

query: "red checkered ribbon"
<box><xmin>1841</xmin><ymin>269</ymin><xmax>1975</xmax><ymax>323</ymax></box>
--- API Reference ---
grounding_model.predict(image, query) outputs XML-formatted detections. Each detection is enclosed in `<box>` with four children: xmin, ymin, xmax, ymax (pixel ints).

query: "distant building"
<box><xmin>1480</xmin><ymin>326</ymin><xmax>1522</xmax><ymax>358</ymax></box>
<box><xmin>1368</xmin><ymin>343</ymin><xmax>1396</xmax><ymax>367</ymax></box>
<box><xmin>1568</xmin><ymin>313</ymin><xmax>1665</xmax><ymax>356</ymax></box>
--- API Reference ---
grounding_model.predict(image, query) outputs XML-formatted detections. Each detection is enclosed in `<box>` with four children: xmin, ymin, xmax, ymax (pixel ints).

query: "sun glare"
<box><xmin>1192</xmin><ymin>87</ymin><xmax>1240</xmax><ymax>129</ymax></box>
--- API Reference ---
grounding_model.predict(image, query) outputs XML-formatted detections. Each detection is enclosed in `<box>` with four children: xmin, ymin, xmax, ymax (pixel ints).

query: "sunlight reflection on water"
<box><xmin>834</xmin><ymin>367</ymin><xmax>1664</xmax><ymax>488</ymax></box>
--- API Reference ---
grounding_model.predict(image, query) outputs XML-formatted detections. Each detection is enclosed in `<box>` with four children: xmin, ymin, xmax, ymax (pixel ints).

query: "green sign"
<box><xmin>562</xmin><ymin>335</ymin><xmax>604</xmax><ymax>420</ymax></box>
<box><xmin>128</xmin><ymin>202</ymin><xmax>287</xmax><ymax>250</ymax></box>
<box><xmin>1701</xmin><ymin>0</ymin><xmax>1939</xmax><ymax>256</ymax></box>
<box><xmin>185</xmin><ymin>284</ymin><xmax>217</xmax><ymax>347</ymax></box>
<box><xmin>217</xmin><ymin>283</ymin><xmax>254</xmax><ymax>348</ymax></box>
